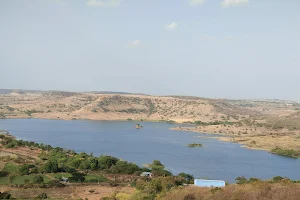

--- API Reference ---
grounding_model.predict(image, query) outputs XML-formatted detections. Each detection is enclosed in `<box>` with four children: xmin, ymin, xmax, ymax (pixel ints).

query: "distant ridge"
<box><xmin>0</xmin><ymin>89</ymin><xmax>147</xmax><ymax>96</ymax></box>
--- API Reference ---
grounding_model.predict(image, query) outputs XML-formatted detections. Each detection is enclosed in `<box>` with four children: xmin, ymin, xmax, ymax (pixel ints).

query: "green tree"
<box><xmin>19</xmin><ymin>164</ymin><xmax>30</xmax><ymax>175</ymax></box>
<box><xmin>98</xmin><ymin>156</ymin><xmax>119</xmax><ymax>170</ymax></box>
<box><xmin>178</xmin><ymin>172</ymin><xmax>194</xmax><ymax>184</ymax></box>
<box><xmin>235</xmin><ymin>176</ymin><xmax>248</xmax><ymax>184</ymax></box>
<box><xmin>43</xmin><ymin>159</ymin><xmax>59</xmax><ymax>173</ymax></box>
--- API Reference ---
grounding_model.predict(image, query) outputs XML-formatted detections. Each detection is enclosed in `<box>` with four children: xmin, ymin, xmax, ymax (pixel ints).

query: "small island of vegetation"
<box><xmin>271</xmin><ymin>147</ymin><xmax>300</xmax><ymax>158</ymax></box>
<box><xmin>187</xmin><ymin>143</ymin><xmax>203</xmax><ymax>148</ymax></box>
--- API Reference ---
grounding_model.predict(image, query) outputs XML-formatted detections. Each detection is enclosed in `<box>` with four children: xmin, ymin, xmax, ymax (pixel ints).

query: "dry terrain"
<box><xmin>0</xmin><ymin>90</ymin><xmax>264</xmax><ymax>122</ymax></box>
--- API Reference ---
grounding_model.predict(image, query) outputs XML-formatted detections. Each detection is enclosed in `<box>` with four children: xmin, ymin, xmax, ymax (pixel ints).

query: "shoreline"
<box><xmin>0</xmin><ymin>116</ymin><xmax>184</xmax><ymax>125</ymax></box>
<box><xmin>171</xmin><ymin>127</ymin><xmax>268</xmax><ymax>152</ymax></box>
<box><xmin>171</xmin><ymin>126</ymin><xmax>300</xmax><ymax>158</ymax></box>
<box><xmin>2</xmin><ymin>117</ymin><xmax>299</xmax><ymax>158</ymax></box>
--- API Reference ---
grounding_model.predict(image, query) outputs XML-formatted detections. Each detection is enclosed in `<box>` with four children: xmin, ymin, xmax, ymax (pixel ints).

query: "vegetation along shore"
<box><xmin>1</xmin><ymin>132</ymin><xmax>300</xmax><ymax>199</ymax></box>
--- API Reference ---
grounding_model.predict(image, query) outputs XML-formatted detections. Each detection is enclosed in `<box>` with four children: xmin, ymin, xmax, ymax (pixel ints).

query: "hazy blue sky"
<box><xmin>1</xmin><ymin>0</ymin><xmax>300</xmax><ymax>100</ymax></box>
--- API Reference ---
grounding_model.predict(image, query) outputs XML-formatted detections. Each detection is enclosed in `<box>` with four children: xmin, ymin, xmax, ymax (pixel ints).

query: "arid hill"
<box><xmin>0</xmin><ymin>90</ymin><xmax>298</xmax><ymax>123</ymax></box>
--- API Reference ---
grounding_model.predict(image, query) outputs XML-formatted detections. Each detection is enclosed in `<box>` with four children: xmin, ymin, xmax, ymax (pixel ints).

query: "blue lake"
<box><xmin>0</xmin><ymin>119</ymin><xmax>299</xmax><ymax>182</ymax></box>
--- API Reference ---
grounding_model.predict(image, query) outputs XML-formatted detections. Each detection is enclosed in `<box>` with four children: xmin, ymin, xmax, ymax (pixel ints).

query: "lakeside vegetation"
<box><xmin>271</xmin><ymin>147</ymin><xmax>300</xmax><ymax>158</ymax></box>
<box><xmin>1</xmin><ymin>133</ymin><xmax>300</xmax><ymax>199</ymax></box>
<box><xmin>187</xmin><ymin>143</ymin><xmax>203</xmax><ymax>148</ymax></box>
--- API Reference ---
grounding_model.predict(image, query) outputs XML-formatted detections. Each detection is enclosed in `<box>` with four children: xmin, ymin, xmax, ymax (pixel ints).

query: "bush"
<box><xmin>271</xmin><ymin>176</ymin><xmax>284</xmax><ymax>183</ymax></box>
<box><xmin>109</xmin><ymin>160</ymin><xmax>141</xmax><ymax>174</ymax></box>
<box><xmin>0</xmin><ymin>191</ymin><xmax>12</xmax><ymax>199</ymax></box>
<box><xmin>36</xmin><ymin>193</ymin><xmax>48</xmax><ymax>199</ymax></box>
<box><xmin>42</xmin><ymin>159</ymin><xmax>59</xmax><ymax>173</ymax></box>
<box><xmin>19</xmin><ymin>164</ymin><xmax>30</xmax><ymax>175</ymax></box>
<box><xmin>0</xmin><ymin>171</ymin><xmax>9</xmax><ymax>177</ymax></box>
<box><xmin>235</xmin><ymin>176</ymin><xmax>248</xmax><ymax>184</ymax></box>
<box><xmin>69</xmin><ymin>172</ymin><xmax>85</xmax><ymax>182</ymax></box>
<box><xmin>32</xmin><ymin>175</ymin><xmax>44</xmax><ymax>184</ymax></box>
<box><xmin>178</xmin><ymin>172</ymin><xmax>194</xmax><ymax>184</ymax></box>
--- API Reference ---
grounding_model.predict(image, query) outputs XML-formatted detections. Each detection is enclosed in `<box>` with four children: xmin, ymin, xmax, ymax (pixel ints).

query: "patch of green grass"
<box><xmin>85</xmin><ymin>174</ymin><xmax>108</xmax><ymax>183</ymax></box>
<box><xmin>2</xmin><ymin>163</ymin><xmax>20</xmax><ymax>173</ymax></box>
<box><xmin>0</xmin><ymin>176</ymin><xmax>9</xmax><ymax>184</ymax></box>
<box><xmin>14</xmin><ymin>174</ymin><xmax>51</xmax><ymax>184</ymax></box>
<box><xmin>0</xmin><ymin>174</ymin><xmax>51</xmax><ymax>185</ymax></box>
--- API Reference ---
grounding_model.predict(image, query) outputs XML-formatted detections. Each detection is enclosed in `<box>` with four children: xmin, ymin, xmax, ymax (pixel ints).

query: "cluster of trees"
<box><xmin>194</xmin><ymin>120</ymin><xmax>234</xmax><ymax>126</ymax></box>
<box><xmin>235</xmin><ymin>176</ymin><xmax>300</xmax><ymax>184</ymax></box>
<box><xmin>1</xmin><ymin>134</ymin><xmax>195</xmax><ymax>188</ymax></box>
<box><xmin>1</xmin><ymin>135</ymin><xmax>53</xmax><ymax>151</ymax></box>
<box><xmin>39</xmin><ymin>148</ymin><xmax>144</xmax><ymax>176</ymax></box>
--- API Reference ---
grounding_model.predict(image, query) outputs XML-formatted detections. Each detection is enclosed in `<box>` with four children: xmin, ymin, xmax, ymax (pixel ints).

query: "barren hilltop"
<box><xmin>1</xmin><ymin>89</ymin><xmax>297</xmax><ymax>121</ymax></box>
<box><xmin>1</xmin><ymin>89</ymin><xmax>300</xmax><ymax>155</ymax></box>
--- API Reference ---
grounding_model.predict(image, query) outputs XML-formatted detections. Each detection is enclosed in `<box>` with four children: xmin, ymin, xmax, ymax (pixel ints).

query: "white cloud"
<box><xmin>189</xmin><ymin>0</ymin><xmax>206</xmax><ymax>6</ymax></box>
<box><xmin>221</xmin><ymin>0</ymin><xmax>249</xmax><ymax>8</ymax></box>
<box><xmin>165</xmin><ymin>22</ymin><xmax>178</xmax><ymax>31</ymax></box>
<box><xmin>129</xmin><ymin>40</ymin><xmax>140</xmax><ymax>47</ymax></box>
<box><xmin>87</xmin><ymin>0</ymin><xmax>121</xmax><ymax>7</ymax></box>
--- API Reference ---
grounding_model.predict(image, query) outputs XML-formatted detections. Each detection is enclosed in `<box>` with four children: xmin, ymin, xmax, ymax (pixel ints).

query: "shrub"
<box><xmin>0</xmin><ymin>191</ymin><xmax>12</xmax><ymax>199</ymax></box>
<box><xmin>178</xmin><ymin>172</ymin><xmax>194</xmax><ymax>184</ymax></box>
<box><xmin>235</xmin><ymin>176</ymin><xmax>248</xmax><ymax>184</ymax></box>
<box><xmin>32</xmin><ymin>175</ymin><xmax>44</xmax><ymax>184</ymax></box>
<box><xmin>69</xmin><ymin>172</ymin><xmax>85</xmax><ymax>182</ymax></box>
<box><xmin>42</xmin><ymin>159</ymin><xmax>59</xmax><ymax>173</ymax></box>
<box><xmin>36</xmin><ymin>193</ymin><xmax>48</xmax><ymax>199</ymax></box>
<box><xmin>0</xmin><ymin>171</ymin><xmax>9</xmax><ymax>177</ymax></box>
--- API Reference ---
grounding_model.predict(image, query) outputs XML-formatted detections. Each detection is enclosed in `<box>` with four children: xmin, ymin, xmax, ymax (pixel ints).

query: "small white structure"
<box><xmin>194</xmin><ymin>179</ymin><xmax>225</xmax><ymax>187</ymax></box>
<box><xmin>140</xmin><ymin>172</ymin><xmax>152</xmax><ymax>177</ymax></box>
<box><xmin>61</xmin><ymin>177</ymin><xmax>69</xmax><ymax>182</ymax></box>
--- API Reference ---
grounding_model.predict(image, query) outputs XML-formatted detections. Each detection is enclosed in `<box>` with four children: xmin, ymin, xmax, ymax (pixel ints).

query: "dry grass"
<box><xmin>159</xmin><ymin>182</ymin><xmax>300</xmax><ymax>200</ymax></box>
<box><xmin>0</xmin><ymin>185</ymin><xmax>135</xmax><ymax>200</ymax></box>
<box><xmin>0</xmin><ymin>92</ymin><xmax>257</xmax><ymax>122</ymax></box>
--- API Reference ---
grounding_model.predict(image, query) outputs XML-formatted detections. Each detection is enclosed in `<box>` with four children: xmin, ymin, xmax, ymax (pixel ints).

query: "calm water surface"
<box><xmin>1</xmin><ymin>119</ymin><xmax>299</xmax><ymax>182</ymax></box>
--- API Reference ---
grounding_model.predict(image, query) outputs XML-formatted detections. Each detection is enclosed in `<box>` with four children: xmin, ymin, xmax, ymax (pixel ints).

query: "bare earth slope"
<box><xmin>0</xmin><ymin>91</ymin><xmax>264</xmax><ymax>122</ymax></box>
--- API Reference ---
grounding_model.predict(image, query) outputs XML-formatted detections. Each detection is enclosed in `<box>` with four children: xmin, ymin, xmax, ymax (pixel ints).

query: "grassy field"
<box><xmin>2</xmin><ymin>162</ymin><xmax>20</xmax><ymax>173</ymax></box>
<box><xmin>50</xmin><ymin>172</ymin><xmax>108</xmax><ymax>183</ymax></box>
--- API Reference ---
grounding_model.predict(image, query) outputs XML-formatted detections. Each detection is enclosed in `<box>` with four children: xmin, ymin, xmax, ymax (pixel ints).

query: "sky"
<box><xmin>0</xmin><ymin>0</ymin><xmax>300</xmax><ymax>100</ymax></box>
